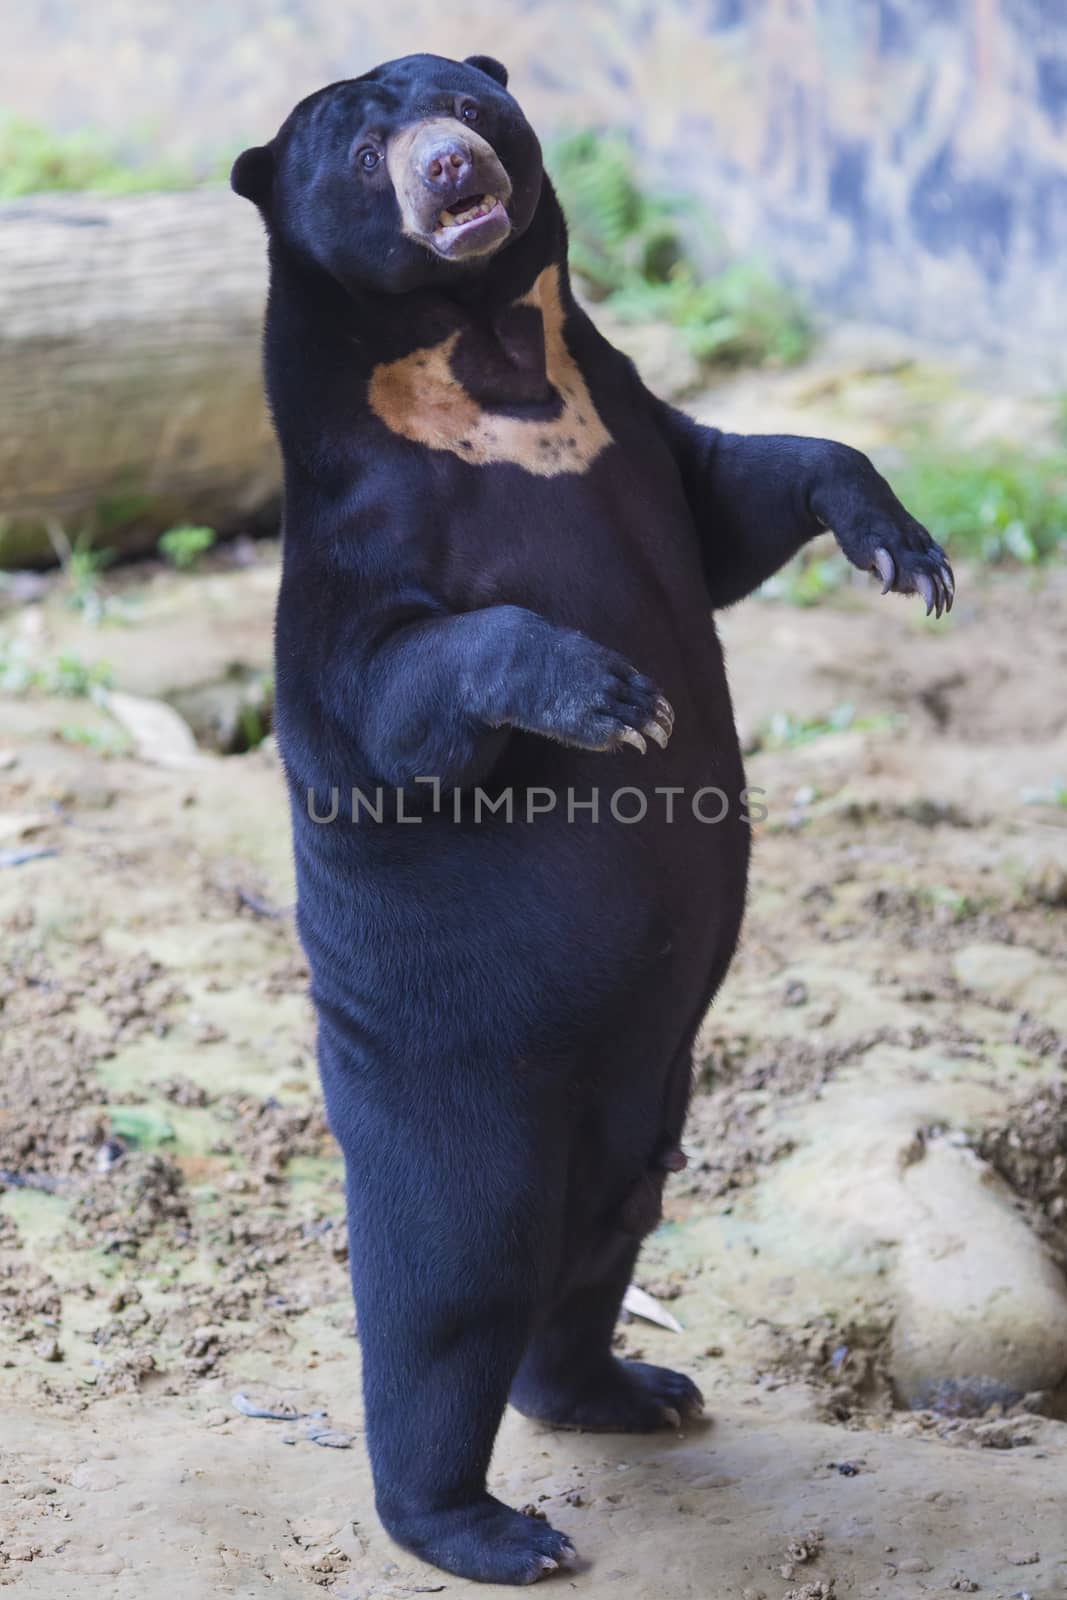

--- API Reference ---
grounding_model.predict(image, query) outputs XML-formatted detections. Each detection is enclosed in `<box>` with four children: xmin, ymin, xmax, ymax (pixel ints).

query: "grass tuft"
<box><xmin>0</xmin><ymin>117</ymin><xmax>219</xmax><ymax>198</ymax></box>
<box><xmin>158</xmin><ymin>525</ymin><xmax>217</xmax><ymax>570</ymax></box>
<box><xmin>549</xmin><ymin>131</ymin><xmax>812</xmax><ymax>370</ymax></box>
<box><xmin>892</xmin><ymin>451</ymin><xmax>1067</xmax><ymax>565</ymax></box>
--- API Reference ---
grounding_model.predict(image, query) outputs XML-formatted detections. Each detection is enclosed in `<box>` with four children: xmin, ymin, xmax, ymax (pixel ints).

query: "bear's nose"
<box><xmin>420</xmin><ymin>138</ymin><xmax>473</xmax><ymax>195</ymax></box>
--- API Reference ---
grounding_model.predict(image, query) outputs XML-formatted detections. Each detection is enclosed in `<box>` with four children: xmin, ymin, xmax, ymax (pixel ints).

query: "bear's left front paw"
<box><xmin>827</xmin><ymin>463</ymin><xmax>955</xmax><ymax>616</ymax></box>
<box><xmin>868</xmin><ymin>536</ymin><xmax>954</xmax><ymax>618</ymax></box>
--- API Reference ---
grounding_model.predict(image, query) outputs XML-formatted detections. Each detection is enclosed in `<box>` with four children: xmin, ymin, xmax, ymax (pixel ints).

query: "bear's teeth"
<box><xmin>438</xmin><ymin>195</ymin><xmax>496</xmax><ymax>228</ymax></box>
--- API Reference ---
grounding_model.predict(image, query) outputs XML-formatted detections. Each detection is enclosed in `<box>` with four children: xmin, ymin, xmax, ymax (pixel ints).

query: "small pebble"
<box><xmin>6</xmin><ymin>1544</ymin><xmax>40</xmax><ymax>1562</ymax></box>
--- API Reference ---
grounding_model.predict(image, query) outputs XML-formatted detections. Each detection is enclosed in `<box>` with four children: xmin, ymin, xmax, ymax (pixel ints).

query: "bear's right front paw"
<box><xmin>531</xmin><ymin>639</ymin><xmax>674</xmax><ymax>756</ymax></box>
<box><xmin>381</xmin><ymin>1494</ymin><xmax>577</xmax><ymax>1585</ymax></box>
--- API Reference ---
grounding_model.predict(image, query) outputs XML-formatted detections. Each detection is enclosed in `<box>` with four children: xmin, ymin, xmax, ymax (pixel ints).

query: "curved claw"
<box><xmin>916</xmin><ymin>572</ymin><xmax>936</xmax><ymax>616</ymax></box>
<box><xmin>942</xmin><ymin>562</ymin><xmax>956</xmax><ymax>612</ymax></box>
<box><xmin>642</xmin><ymin>695</ymin><xmax>674</xmax><ymax>751</ymax></box>
<box><xmin>872</xmin><ymin>546</ymin><xmax>896</xmax><ymax>594</ymax></box>
<box><xmin>654</xmin><ymin>694</ymin><xmax>675</xmax><ymax>732</ymax></box>
<box><xmin>617</xmin><ymin>727</ymin><xmax>647</xmax><ymax>755</ymax></box>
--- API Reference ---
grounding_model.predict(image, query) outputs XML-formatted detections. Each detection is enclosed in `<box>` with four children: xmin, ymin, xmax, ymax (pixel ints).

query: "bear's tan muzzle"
<box><xmin>387</xmin><ymin>117</ymin><xmax>513</xmax><ymax>260</ymax></box>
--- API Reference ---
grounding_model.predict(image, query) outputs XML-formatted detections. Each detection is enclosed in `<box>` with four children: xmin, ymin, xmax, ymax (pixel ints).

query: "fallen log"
<box><xmin>0</xmin><ymin>188</ymin><xmax>279</xmax><ymax>566</ymax></box>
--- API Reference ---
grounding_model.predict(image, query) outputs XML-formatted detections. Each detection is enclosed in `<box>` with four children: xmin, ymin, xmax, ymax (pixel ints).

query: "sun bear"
<box><xmin>232</xmin><ymin>51</ymin><xmax>953</xmax><ymax>1585</ymax></box>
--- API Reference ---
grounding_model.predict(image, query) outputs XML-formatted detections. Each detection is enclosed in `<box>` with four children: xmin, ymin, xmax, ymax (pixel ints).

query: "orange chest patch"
<box><xmin>367</xmin><ymin>266</ymin><xmax>612</xmax><ymax>477</ymax></box>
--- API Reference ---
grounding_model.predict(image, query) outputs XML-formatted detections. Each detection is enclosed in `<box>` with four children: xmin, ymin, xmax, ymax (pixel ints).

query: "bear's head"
<box><xmin>232</xmin><ymin>53</ymin><xmax>544</xmax><ymax>295</ymax></box>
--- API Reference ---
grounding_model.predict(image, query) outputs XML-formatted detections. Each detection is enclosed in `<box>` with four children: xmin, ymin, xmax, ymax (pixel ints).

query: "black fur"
<box><xmin>234</xmin><ymin>53</ymin><xmax>953</xmax><ymax>1585</ymax></box>
<box><xmin>464</xmin><ymin>53</ymin><xmax>509</xmax><ymax>88</ymax></box>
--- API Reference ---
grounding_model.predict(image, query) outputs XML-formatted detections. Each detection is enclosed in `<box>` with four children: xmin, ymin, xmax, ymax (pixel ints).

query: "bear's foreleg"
<box><xmin>652</xmin><ymin>401</ymin><xmax>954</xmax><ymax>614</ymax></box>
<box><xmin>360</xmin><ymin>603</ymin><xmax>673</xmax><ymax>787</ymax></box>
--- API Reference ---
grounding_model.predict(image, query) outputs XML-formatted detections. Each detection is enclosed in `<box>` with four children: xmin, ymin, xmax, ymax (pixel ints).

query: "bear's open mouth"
<box><xmin>427</xmin><ymin>190</ymin><xmax>511</xmax><ymax>259</ymax></box>
<box><xmin>435</xmin><ymin>193</ymin><xmax>502</xmax><ymax>231</ymax></box>
<box><xmin>389</xmin><ymin>120</ymin><xmax>514</xmax><ymax>260</ymax></box>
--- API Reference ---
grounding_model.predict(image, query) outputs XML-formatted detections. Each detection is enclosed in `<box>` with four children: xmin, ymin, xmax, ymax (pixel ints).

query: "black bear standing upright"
<box><xmin>233</xmin><ymin>53</ymin><xmax>953</xmax><ymax>1585</ymax></box>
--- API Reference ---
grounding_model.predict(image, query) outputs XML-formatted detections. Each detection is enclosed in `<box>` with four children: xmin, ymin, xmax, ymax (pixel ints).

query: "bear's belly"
<box><xmin>293</xmin><ymin>673</ymin><xmax>747</xmax><ymax>1071</ymax></box>
<box><xmin>298</xmin><ymin>793</ymin><xmax>745</xmax><ymax>1073</ymax></box>
<box><xmin>292</xmin><ymin>432</ymin><xmax>748</xmax><ymax>1066</ymax></box>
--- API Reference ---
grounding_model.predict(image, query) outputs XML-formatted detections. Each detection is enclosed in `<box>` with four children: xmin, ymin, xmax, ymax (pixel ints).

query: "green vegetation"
<box><xmin>0</xmin><ymin>638</ymin><xmax>112</xmax><ymax>697</ymax></box>
<box><xmin>64</xmin><ymin>535</ymin><xmax>114</xmax><ymax>591</ymax></box>
<box><xmin>549</xmin><ymin>131</ymin><xmax>812</xmax><ymax>369</ymax></box>
<box><xmin>229</xmin><ymin>672</ymin><xmax>275</xmax><ymax>754</ymax></box>
<box><xmin>107</xmin><ymin>1106</ymin><xmax>177</xmax><ymax>1147</ymax></box>
<box><xmin>236</xmin><ymin>697</ymin><xmax>270</xmax><ymax>753</ymax></box>
<box><xmin>760</xmin><ymin>703</ymin><xmax>899</xmax><ymax>750</ymax></box>
<box><xmin>35</xmin><ymin>529</ymin><xmax>138</xmax><ymax>625</ymax></box>
<box><xmin>0</xmin><ymin>117</ymin><xmax>214</xmax><ymax>197</ymax></box>
<box><xmin>158</xmin><ymin>524</ymin><xmax>217</xmax><ymax>570</ymax></box>
<box><xmin>1021</xmin><ymin>778</ymin><xmax>1067</xmax><ymax>809</ymax></box>
<box><xmin>57</xmin><ymin>723</ymin><xmax>132</xmax><ymax>755</ymax></box>
<box><xmin>762</xmin><ymin>446</ymin><xmax>1067</xmax><ymax>601</ymax></box>
<box><xmin>920</xmin><ymin>885</ymin><xmax>987</xmax><ymax>922</ymax></box>
<box><xmin>893</xmin><ymin>450</ymin><xmax>1067</xmax><ymax>565</ymax></box>
<box><xmin>760</xmin><ymin>553</ymin><xmax>852</xmax><ymax>607</ymax></box>
<box><xmin>58</xmin><ymin>533</ymin><xmax>117</xmax><ymax>622</ymax></box>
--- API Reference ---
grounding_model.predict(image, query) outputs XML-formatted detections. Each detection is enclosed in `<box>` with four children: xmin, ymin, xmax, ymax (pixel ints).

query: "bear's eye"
<box><xmin>460</xmin><ymin>101</ymin><xmax>480</xmax><ymax>124</ymax></box>
<box><xmin>357</xmin><ymin>147</ymin><xmax>381</xmax><ymax>173</ymax></box>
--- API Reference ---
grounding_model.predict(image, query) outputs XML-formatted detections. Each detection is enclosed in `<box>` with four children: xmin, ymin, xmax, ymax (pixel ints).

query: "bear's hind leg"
<box><xmin>509</xmin><ymin>1231</ymin><xmax>704</xmax><ymax>1432</ymax></box>
<box><xmin>332</xmin><ymin>1083</ymin><xmax>577</xmax><ymax>1585</ymax></box>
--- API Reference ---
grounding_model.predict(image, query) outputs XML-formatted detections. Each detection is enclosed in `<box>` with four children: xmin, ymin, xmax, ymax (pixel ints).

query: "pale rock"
<box><xmin>890</xmin><ymin>1139</ymin><xmax>1067</xmax><ymax>1412</ymax></box>
<box><xmin>952</xmin><ymin>943</ymin><xmax>1067</xmax><ymax>1032</ymax></box>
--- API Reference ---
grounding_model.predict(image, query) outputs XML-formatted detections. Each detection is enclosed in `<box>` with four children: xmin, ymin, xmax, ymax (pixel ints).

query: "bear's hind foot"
<box><xmin>380</xmin><ymin>1493</ymin><xmax>577</xmax><ymax>1586</ymax></box>
<box><xmin>512</xmin><ymin>1356</ymin><xmax>705</xmax><ymax>1433</ymax></box>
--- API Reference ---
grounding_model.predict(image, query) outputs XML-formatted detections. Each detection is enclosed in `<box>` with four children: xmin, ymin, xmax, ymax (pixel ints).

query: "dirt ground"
<box><xmin>2</xmin><ymin>345</ymin><xmax>1067</xmax><ymax>1598</ymax></box>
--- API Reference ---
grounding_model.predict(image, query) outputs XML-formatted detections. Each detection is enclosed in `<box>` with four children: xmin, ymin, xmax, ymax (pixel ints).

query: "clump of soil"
<box><xmin>976</xmin><ymin>1083</ymin><xmax>1067</xmax><ymax>1265</ymax></box>
<box><xmin>212</xmin><ymin>1092</ymin><xmax>332</xmax><ymax>1180</ymax></box>
<box><xmin>0</xmin><ymin>1027</ymin><xmax>106</xmax><ymax>1185</ymax></box>
<box><xmin>785</xmin><ymin>1528</ymin><xmax>824</xmax><ymax>1565</ymax></box>
<box><xmin>756</xmin><ymin>1315</ymin><xmax>895</xmax><ymax>1425</ymax></box>
<box><xmin>0</xmin><ymin>1261</ymin><xmax>62</xmax><ymax>1346</ymax></box>
<box><xmin>156</xmin><ymin>1074</ymin><xmax>211</xmax><ymax>1107</ymax></box>
<box><xmin>894</xmin><ymin>1408</ymin><xmax>1042</xmax><ymax>1450</ymax></box>
<box><xmin>682</xmin><ymin>1036</ymin><xmax>832</xmax><ymax>1201</ymax></box>
<box><xmin>683</xmin><ymin>1032</ymin><xmax>895</xmax><ymax>1204</ymax></box>
<box><xmin>69</xmin><ymin>1153</ymin><xmax>192</xmax><ymax>1257</ymax></box>
<box><xmin>1012</xmin><ymin>1013</ymin><xmax>1067</xmax><ymax>1069</ymax></box>
<box><xmin>0</xmin><ymin>918</ymin><xmax>345</xmax><ymax>1404</ymax></box>
<box><xmin>0</xmin><ymin>939</ymin><xmax>183</xmax><ymax>1183</ymax></box>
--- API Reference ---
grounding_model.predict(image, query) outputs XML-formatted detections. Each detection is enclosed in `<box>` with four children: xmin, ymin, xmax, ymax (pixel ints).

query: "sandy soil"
<box><xmin>2</xmin><ymin>355</ymin><xmax>1067</xmax><ymax>1597</ymax></box>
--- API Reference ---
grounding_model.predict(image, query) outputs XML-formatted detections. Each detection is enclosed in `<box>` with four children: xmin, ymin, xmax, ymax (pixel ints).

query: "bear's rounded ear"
<box><xmin>464</xmin><ymin>55</ymin><xmax>508</xmax><ymax>89</ymax></box>
<box><xmin>231</xmin><ymin>143</ymin><xmax>275</xmax><ymax>206</ymax></box>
